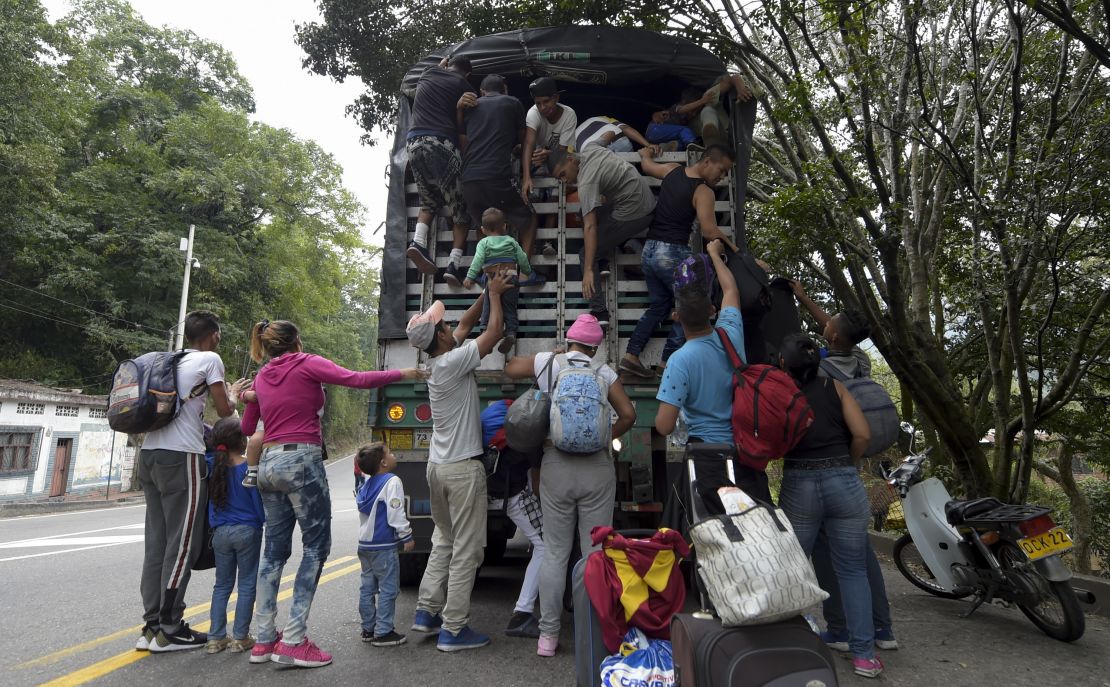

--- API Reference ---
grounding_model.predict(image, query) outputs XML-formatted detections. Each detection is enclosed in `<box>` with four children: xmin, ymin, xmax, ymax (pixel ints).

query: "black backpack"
<box><xmin>107</xmin><ymin>351</ymin><xmax>205</xmax><ymax>434</ymax></box>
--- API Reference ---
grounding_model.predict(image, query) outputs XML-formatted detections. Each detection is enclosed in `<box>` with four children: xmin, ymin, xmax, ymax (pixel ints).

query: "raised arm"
<box><xmin>454</xmin><ymin>288</ymin><xmax>487</xmax><ymax>341</ymax></box>
<box><xmin>504</xmin><ymin>354</ymin><xmax>538</xmax><ymax>379</ymax></box>
<box><xmin>637</xmin><ymin>147</ymin><xmax>679</xmax><ymax>180</ymax></box>
<box><xmin>475</xmin><ymin>271</ymin><xmax>513</xmax><ymax>358</ymax></box>
<box><xmin>790</xmin><ymin>280</ymin><xmax>833</xmax><ymax>331</ymax></box>
<box><xmin>707</xmin><ymin>239</ymin><xmax>739</xmax><ymax>311</ymax></box>
<box><xmin>694</xmin><ymin>185</ymin><xmax>736</xmax><ymax>250</ymax></box>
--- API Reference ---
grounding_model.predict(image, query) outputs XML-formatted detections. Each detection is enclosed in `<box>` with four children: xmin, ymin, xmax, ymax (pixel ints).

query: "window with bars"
<box><xmin>89</xmin><ymin>407</ymin><xmax>108</xmax><ymax>419</ymax></box>
<box><xmin>1</xmin><ymin>432</ymin><xmax>36</xmax><ymax>473</ymax></box>
<box><xmin>16</xmin><ymin>403</ymin><xmax>45</xmax><ymax>415</ymax></box>
<box><xmin>56</xmin><ymin>405</ymin><xmax>80</xmax><ymax>417</ymax></box>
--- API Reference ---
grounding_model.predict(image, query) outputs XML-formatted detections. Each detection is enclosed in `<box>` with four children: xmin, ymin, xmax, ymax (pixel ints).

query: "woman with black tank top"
<box><xmin>620</xmin><ymin>145</ymin><xmax>737</xmax><ymax>378</ymax></box>
<box><xmin>777</xmin><ymin>334</ymin><xmax>885</xmax><ymax>679</ymax></box>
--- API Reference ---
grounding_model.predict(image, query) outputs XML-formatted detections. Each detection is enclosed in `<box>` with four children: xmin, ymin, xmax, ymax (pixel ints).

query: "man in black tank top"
<box><xmin>618</xmin><ymin>144</ymin><xmax>739</xmax><ymax>378</ymax></box>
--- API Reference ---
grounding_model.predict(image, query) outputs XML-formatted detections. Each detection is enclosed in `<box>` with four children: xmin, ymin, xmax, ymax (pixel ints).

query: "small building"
<box><xmin>0</xmin><ymin>379</ymin><xmax>134</xmax><ymax>502</ymax></box>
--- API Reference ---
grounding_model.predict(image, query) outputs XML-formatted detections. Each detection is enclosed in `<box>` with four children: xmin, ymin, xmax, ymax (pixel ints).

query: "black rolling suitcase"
<box><xmin>671</xmin><ymin>613</ymin><xmax>838</xmax><ymax>687</ymax></box>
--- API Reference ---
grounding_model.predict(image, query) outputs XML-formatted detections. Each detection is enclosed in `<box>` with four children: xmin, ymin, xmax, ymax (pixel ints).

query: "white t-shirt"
<box><xmin>533</xmin><ymin>351</ymin><xmax>618</xmax><ymax>394</ymax></box>
<box><xmin>142</xmin><ymin>350</ymin><xmax>225</xmax><ymax>454</ymax></box>
<box><xmin>526</xmin><ymin>104</ymin><xmax>578</xmax><ymax>152</ymax></box>
<box><xmin>428</xmin><ymin>339</ymin><xmax>484</xmax><ymax>464</ymax></box>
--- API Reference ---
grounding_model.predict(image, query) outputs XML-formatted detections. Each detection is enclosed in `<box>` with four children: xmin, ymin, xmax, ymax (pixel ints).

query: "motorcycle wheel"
<box><xmin>892</xmin><ymin>534</ymin><xmax>972</xmax><ymax>600</ymax></box>
<box><xmin>997</xmin><ymin>542</ymin><xmax>1085</xmax><ymax>642</ymax></box>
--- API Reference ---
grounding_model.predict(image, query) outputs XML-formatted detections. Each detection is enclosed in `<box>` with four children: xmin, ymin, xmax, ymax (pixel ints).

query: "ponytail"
<box><xmin>209</xmin><ymin>417</ymin><xmax>246</xmax><ymax>510</ymax></box>
<box><xmin>249</xmin><ymin>319</ymin><xmax>300</xmax><ymax>363</ymax></box>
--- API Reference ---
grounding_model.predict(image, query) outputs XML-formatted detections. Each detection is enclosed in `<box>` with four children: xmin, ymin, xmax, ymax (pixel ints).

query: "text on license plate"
<box><xmin>1018</xmin><ymin>527</ymin><xmax>1073</xmax><ymax>561</ymax></box>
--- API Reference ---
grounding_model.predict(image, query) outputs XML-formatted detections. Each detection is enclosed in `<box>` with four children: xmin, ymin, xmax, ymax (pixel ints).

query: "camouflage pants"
<box><xmin>407</xmin><ymin>135</ymin><xmax>469</xmax><ymax>226</ymax></box>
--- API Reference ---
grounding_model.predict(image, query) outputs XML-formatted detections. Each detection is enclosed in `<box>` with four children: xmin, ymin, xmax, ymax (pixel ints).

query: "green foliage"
<box><xmin>1083</xmin><ymin>478</ymin><xmax>1110</xmax><ymax>578</ymax></box>
<box><xmin>0</xmin><ymin>0</ymin><xmax>378</xmax><ymax>443</ymax></box>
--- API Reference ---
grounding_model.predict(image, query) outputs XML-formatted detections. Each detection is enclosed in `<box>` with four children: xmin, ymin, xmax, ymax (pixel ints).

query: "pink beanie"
<box><xmin>566</xmin><ymin>314</ymin><xmax>604</xmax><ymax>346</ymax></box>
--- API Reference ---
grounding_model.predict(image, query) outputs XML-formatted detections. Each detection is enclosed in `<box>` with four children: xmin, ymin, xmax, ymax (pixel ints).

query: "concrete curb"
<box><xmin>0</xmin><ymin>495</ymin><xmax>145</xmax><ymax>518</ymax></box>
<box><xmin>870</xmin><ymin>530</ymin><xmax>1110</xmax><ymax>618</ymax></box>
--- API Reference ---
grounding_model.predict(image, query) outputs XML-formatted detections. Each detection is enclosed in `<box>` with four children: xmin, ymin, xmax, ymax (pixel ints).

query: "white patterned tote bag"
<box><xmin>689</xmin><ymin>503</ymin><xmax>828</xmax><ymax>626</ymax></box>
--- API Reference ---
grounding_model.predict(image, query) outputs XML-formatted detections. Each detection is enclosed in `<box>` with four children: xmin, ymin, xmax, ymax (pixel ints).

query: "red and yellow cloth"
<box><xmin>584</xmin><ymin>526</ymin><xmax>690</xmax><ymax>653</ymax></box>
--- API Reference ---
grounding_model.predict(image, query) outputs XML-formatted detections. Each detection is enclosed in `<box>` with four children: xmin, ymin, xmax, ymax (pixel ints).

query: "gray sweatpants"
<box><xmin>580</xmin><ymin>206</ymin><xmax>654</xmax><ymax>313</ymax></box>
<box><xmin>138</xmin><ymin>449</ymin><xmax>207</xmax><ymax>633</ymax></box>
<box><xmin>537</xmin><ymin>447</ymin><xmax>616</xmax><ymax>636</ymax></box>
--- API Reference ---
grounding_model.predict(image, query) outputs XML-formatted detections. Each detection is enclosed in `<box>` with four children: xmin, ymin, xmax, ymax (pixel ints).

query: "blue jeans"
<box><xmin>253</xmin><ymin>446</ymin><xmax>331</xmax><ymax>645</ymax></box>
<box><xmin>646</xmin><ymin>123</ymin><xmax>697</xmax><ymax>149</ymax></box>
<box><xmin>209</xmin><ymin>524</ymin><xmax>263</xmax><ymax>640</ymax></box>
<box><xmin>813</xmin><ymin>533</ymin><xmax>892</xmax><ymax>635</ymax></box>
<box><xmin>779</xmin><ymin>466</ymin><xmax>875</xmax><ymax>659</ymax></box>
<box><xmin>627</xmin><ymin>240</ymin><xmax>690</xmax><ymax>360</ymax></box>
<box><xmin>359</xmin><ymin>549</ymin><xmax>401</xmax><ymax>636</ymax></box>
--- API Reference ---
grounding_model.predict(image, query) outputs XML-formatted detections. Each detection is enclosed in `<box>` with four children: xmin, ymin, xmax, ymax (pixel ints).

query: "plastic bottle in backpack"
<box><xmin>670</xmin><ymin>411</ymin><xmax>689</xmax><ymax>448</ymax></box>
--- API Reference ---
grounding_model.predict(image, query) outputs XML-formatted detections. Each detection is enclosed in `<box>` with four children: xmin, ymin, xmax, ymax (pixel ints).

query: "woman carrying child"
<box><xmin>206</xmin><ymin>417</ymin><xmax>265</xmax><ymax>655</ymax></box>
<box><xmin>242</xmin><ymin>319</ymin><xmax>426</xmax><ymax>668</ymax></box>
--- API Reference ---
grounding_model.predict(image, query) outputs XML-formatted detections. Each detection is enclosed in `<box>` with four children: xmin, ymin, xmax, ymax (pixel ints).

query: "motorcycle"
<box><xmin>885</xmin><ymin>423</ymin><xmax>1090</xmax><ymax>642</ymax></box>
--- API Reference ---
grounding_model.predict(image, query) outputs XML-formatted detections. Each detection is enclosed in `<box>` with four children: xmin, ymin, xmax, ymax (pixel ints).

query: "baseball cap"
<box><xmin>529</xmin><ymin>77</ymin><xmax>563</xmax><ymax>99</ymax></box>
<box><xmin>406</xmin><ymin>300</ymin><xmax>446</xmax><ymax>349</ymax></box>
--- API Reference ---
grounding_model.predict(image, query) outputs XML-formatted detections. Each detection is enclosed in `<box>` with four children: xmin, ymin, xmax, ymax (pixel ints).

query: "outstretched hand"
<box><xmin>487</xmin><ymin>270</ymin><xmax>514</xmax><ymax>295</ymax></box>
<box><xmin>706</xmin><ymin>238</ymin><xmax>726</xmax><ymax>259</ymax></box>
<box><xmin>400</xmin><ymin>367</ymin><xmax>431</xmax><ymax>381</ymax></box>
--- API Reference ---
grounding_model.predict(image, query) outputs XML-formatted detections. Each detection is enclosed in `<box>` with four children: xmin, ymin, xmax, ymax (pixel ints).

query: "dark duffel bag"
<box><xmin>762</xmin><ymin>277</ymin><xmax>804</xmax><ymax>361</ymax></box>
<box><xmin>671</xmin><ymin>613</ymin><xmax>839</xmax><ymax>687</ymax></box>
<box><xmin>725</xmin><ymin>250</ymin><xmax>772</xmax><ymax>317</ymax></box>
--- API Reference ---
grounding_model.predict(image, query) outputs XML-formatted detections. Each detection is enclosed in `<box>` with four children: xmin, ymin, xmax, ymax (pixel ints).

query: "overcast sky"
<box><xmin>42</xmin><ymin>0</ymin><xmax>392</xmax><ymax>245</ymax></box>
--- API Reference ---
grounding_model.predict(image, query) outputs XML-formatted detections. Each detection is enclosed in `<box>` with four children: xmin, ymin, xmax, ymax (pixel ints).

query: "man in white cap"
<box><xmin>406</xmin><ymin>271</ymin><xmax>513</xmax><ymax>652</ymax></box>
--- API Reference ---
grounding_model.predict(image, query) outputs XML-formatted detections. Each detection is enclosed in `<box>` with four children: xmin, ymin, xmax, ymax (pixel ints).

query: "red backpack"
<box><xmin>716</xmin><ymin>328</ymin><xmax>814</xmax><ymax>470</ymax></box>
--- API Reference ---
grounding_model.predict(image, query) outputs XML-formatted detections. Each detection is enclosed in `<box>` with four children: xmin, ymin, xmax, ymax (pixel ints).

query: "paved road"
<box><xmin>2</xmin><ymin>455</ymin><xmax>1108</xmax><ymax>687</ymax></box>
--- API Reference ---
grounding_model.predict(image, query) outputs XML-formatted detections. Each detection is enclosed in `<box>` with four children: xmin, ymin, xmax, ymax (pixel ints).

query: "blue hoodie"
<box><xmin>356</xmin><ymin>472</ymin><xmax>413</xmax><ymax>552</ymax></box>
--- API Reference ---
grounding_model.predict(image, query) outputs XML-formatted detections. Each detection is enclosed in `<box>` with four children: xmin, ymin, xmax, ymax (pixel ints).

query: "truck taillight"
<box><xmin>387</xmin><ymin>403</ymin><xmax>405</xmax><ymax>423</ymax></box>
<box><xmin>415</xmin><ymin>403</ymin><xmax>432</xmax><ymax>423</ymax></box>
<box><xmin>1019</xmin><ymin>515</ymin><xmax>1056</xmax><ymax>538</ymax></box>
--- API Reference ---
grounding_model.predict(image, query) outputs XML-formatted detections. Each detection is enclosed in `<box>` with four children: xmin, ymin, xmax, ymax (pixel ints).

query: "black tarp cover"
<box><xmin>380</xmin><ymin>27</ymin><xmax>731</xmax><ymax>339</ymax></box>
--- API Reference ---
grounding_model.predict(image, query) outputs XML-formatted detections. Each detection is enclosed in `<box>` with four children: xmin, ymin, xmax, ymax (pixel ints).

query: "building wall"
<box><xmin>0</xmin><ymin>397</ymin><xmax>130</xmax><ymax>501</ymax></box>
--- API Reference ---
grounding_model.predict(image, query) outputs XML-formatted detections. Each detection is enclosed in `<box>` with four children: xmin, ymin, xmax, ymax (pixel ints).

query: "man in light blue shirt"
<box><xmin>655</xmin><ymin>239</ymin><xmax>774</xmax><ymax>510</ymax></box>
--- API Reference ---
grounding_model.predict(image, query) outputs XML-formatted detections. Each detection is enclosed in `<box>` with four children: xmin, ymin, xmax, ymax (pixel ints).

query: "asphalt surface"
<box><xmin>1</xmin><ymin>455</ymin><xmax>1107</xmax><ymax>687</ymax></box>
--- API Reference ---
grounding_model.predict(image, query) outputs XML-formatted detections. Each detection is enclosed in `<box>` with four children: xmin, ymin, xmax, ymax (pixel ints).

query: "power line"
<box><xmin>0</xmin><ymin>299</ymin><xmax>159</xmax><ymax>347</ymax></box>
<box><xmin>0</xmin><ymin>277</ymin><xmax>168</xmax><ymax>334</ymax></box>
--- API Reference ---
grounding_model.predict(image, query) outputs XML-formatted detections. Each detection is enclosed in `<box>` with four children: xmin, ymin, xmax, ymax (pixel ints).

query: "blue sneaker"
<box><xmin>820</xmin><ymin>629</ymin><xmax>850</xmax><ymax>653</ymax></box>
<box><xmin>875</xmin><ymin>627</ymin><xmax>899</xmax><ymax>650</ymax></box>
<box><xmin>518</xmin><ymin>271</ymin><xmax>547</xmax><ymax>287</ymax></box>
<box><xmin>436</xmin><ymin>626</ymin><xmax>490</xmax><ymax>652</ymax></box>
<box><xmin>411</xmin><ymin>610</ymin><xmax>443</xmax><ymax>634</ymax></box>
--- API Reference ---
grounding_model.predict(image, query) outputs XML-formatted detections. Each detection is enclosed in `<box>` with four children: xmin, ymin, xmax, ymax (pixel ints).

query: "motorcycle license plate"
<box><xmin>1017</xmin><ymin>527</ymin><xmax>1073</xmax><ymax>561</ymax></box>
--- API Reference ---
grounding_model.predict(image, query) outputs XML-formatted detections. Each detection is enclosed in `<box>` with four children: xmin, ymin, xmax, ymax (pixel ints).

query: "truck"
<box><xmin>369</xmin><ymin>26</ymin><xmax>757</xmax><ymax>584</ymax></box>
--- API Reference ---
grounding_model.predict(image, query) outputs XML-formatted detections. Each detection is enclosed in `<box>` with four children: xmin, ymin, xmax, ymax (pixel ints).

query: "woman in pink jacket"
<box><xmin>241</xmin><ymin>319</ymin><xmax>425</xmax><ymax>668</ymax></box>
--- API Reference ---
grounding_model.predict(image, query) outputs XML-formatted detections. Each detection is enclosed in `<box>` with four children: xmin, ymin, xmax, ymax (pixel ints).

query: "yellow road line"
<box><xmin>38</xmin><ymin>561</ymin><xmax>362</xmax><ymax>687</ymax></box>
<box><xmin>20</xmin><ymin>555</ymin><xmax>355</xmax><ymax>669</ymax></box>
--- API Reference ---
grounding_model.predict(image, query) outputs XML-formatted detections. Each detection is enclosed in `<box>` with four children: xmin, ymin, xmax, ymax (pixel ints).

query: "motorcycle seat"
<box><xmin>945</xmin><ymin>497</ymin><xmax>1005</xmax><ymax>526</ymax></box>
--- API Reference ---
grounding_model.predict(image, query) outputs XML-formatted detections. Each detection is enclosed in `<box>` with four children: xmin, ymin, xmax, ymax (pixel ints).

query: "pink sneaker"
<box><xmin>853</xmin><ymin>656</ymin><xmax>884</xmax><ymax>678</ymax></box>
<box><xmin>249</xmin><ymin>631</ymin><xmax>282</xmax><ymax>664</ymax></box>
<box><xmin>271</xmin><ymin>637</ymin><xmax>333</xmax><ymax>668</ymax></box>
<box><xmin>537</xmin><ymin>633</ymin><xmax>558</xmax><ymax>657</ymax></box>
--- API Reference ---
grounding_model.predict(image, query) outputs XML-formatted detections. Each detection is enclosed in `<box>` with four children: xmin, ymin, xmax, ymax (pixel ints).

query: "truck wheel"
<box><xmin>398</xmin><ymin>552</ymin><xmax>427</xmax><ymax>587</ymax></box>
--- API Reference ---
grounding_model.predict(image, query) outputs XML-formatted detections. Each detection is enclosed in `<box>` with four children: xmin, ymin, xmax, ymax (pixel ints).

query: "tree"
<box><xmin>0</xmin><ymin>0</ymin><xmax>380</xmax><ymax>443</ymax></box>
<box><xmin>297</xmin><ymin>0</ymin><xmax>1110</xmax><ymax>500</ymax></box>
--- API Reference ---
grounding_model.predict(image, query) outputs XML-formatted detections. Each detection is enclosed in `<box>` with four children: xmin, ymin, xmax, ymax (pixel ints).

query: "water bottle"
<box><xmin>670</xmin><ymin>411</ymin><xmax>689</xmax><ymax>447</ymax></box>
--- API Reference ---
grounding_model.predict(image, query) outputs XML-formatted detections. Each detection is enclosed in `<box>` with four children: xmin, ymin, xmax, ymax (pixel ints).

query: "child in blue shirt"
<box><xmin>355</xmin><ymin>442</ymin><xmax>414</xmax><ymax>646</ymax></box>
<box><xmin>206</xmin><ymin>417</ymin><xmax>266</xmax><ymax>654</ymax></box>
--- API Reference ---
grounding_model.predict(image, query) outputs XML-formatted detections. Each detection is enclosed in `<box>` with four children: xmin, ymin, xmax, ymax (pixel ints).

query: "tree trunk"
<box><xmin>1034</xmin><ymin>444</ymin><xmax>1092</xmax><ymax>574</ymax></box>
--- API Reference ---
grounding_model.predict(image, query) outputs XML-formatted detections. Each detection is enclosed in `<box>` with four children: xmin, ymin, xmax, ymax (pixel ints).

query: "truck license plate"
<box><xmin>1018</xmin><ymin>527</ymin><xmax>1073</xmax><ymax>561</ymax></box>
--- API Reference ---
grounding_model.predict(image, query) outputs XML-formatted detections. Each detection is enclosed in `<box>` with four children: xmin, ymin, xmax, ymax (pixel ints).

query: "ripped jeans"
<box><xmin>253</xmin><ymin>445</ymin><xmax>331</xmax><ymax>646</ymax></box>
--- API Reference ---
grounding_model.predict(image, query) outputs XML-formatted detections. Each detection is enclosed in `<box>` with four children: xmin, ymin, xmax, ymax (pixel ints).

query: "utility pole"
<box><xmin>174</xmin><ymin>224</ymin><xmax>195</xmax><ymax>351</ymax></box>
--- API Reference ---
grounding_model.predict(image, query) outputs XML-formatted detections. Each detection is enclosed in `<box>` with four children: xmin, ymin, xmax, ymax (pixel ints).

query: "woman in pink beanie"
<box><xmin>503</xmin><ymin>313</ymin><xmax>636</xmax><ymax>657</ymax></box>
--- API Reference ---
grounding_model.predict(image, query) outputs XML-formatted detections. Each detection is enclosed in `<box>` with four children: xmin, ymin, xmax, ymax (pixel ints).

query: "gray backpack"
<box><xmin>505</xmin><ymin>355</ymin><xmax>556</xmax><ymax>452</ymax></box>
<box><xmin>820</xmin><ymin>358</ymin><xmax>898</xmax><ymax>456</ymax></box>
<box><xmin>548</xmin><ymin>354</ymin><xmax>611</xmax><ymax>454</ymax></box>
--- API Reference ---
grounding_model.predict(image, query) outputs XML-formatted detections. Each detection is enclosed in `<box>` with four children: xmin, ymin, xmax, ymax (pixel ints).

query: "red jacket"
<box><xmin>584</xmin><ymin>526</ymin><xmax>690</xmax><ymax>653</ymax></box>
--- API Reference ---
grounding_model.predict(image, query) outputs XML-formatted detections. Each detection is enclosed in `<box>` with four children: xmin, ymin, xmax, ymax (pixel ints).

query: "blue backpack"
<box><xmin>548</xmin><ymin>355</ymin><xmax>611</xmax><ymax>454</ymax></box>
<box><xmin>107</xmin><ymin>351</ymin><xmax>205</xmax><ymax>434</ymax></box>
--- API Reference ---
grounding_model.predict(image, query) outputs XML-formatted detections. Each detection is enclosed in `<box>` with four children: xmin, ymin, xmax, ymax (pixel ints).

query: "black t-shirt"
<box><xmin>647</xmin><ymin>166</ymin><xmax>705</xmax><ymax>244</ymax></box>
<box><xmin>461</xmin><ymin>93</ymin><xmax>525</xmax><ymax>183</ymax></box>
<box><xmin>786</xmin><ymin>377</ymin><xmax>853</xmax><ymax>460</ymax></box>
<box><xmin>408</xmin><ymin>67</ymin><xmax>475</xmax><ymax>140</ymax></box>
